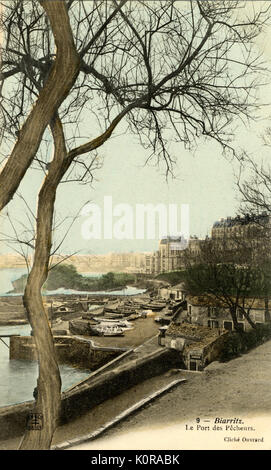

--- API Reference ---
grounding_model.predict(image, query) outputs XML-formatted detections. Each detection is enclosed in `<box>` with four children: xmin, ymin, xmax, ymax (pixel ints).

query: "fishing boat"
<box><xmin>103</xmin><ymin>329</ymin><xmax>124</xmax><ymax>337</ymax></box>
<box><xmin>55</xmin><ymin>305</ymin><xmax>75</xmax><ymax>314</ymax></box>
<box><xmin>103</xmin><ymin>306</ymin><xmax>120</xmax><ymax>313</ymax></box>
<box><xmin>140</xmin><ymin>303</ymin><xmax>166</xmax><ymax>311</ymax></box>
<box><xmin>94</xmin><ymin>318</ymin><xmax>133</xmax><ymax>329</ymax></box>
<box><xmin>104</xmin><ymin>312</ymin><xmax>126</xmax><ymax>319</ymax></box>
<box><xmin>94</xmin><ymin>324</ymin><xmax>124</xmax><ymax>336</ymax></box>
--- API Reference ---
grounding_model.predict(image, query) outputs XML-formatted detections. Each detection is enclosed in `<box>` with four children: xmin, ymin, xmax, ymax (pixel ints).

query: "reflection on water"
<box><xmin>0</xmin><ymin>324</ymin><xmax>90</xmax><ymax>407</ymax></box>
<box><xmin>0</xmin><ymin>357</ymin><xmax>91</xmax><ymax>407</ymax></box>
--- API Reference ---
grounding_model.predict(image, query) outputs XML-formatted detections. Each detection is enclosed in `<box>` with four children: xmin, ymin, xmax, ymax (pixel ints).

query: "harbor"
<box><xmin>0</xmin><ymin>280</ymin><xmax>181</xmax><ymax>411</ymax></box>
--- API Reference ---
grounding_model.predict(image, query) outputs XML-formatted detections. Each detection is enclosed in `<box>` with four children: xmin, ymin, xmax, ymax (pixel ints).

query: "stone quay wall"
<box><xmin>0</xmin><ymin>346</ymin><xmax>181</xmax><ymax>440</ymax></box>
<box><xmin>9</xmin><ymin>335</ymin><xmax>122</xmax><ymax>370</ymax></box>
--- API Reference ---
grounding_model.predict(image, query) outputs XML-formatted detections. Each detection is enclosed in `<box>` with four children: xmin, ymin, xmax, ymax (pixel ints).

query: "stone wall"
<box><xmin>61</xmin><ymin>347</ymin><xmax>181</xmax><ymax>423</ymax></box>
<box><xmin>10</xmin><ymin>335</ymin><xmax>122</xmax><ymax>370</ymax></box>
<box><xmin>0</xmin><ymin>347</ymin><xmax>181</xmax><ymax>440</ymax></box>
<box><xmin>201</xmin><ymin>332</ymin><xmax>229</xmax><ymax>367</ymax></box>
<box><xmin>181</xmin><ymin>332</ymin><xmax>229</xmax><ymax>370</ymax></box>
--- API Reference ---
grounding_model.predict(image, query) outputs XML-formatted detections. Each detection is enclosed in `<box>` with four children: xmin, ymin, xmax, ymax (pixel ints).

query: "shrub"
<box><xmin>220</xmin><ymin>332</ymin><xmax>243</xmax><ymax>362</ymax></box>
<box><xmin>220</xmin><ymin>323</ymin><xmax>271</xmax><ymax>362</ymax></box>
<box><xmin>155</xmin><ymin>270</ymin><xmax>186</xmax><ymax>285</ymax></box>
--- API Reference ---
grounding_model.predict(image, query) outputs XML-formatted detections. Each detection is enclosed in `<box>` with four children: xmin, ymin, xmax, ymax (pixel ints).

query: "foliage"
<box><xmin>155</xmin><ymin>270</ymin><xmax>187</xmax><ymax>286</ymax></box>
<box><xmin>183</xmin><ymin>234</ymin><xmax>271</xmax><ymax>330</ymax></box>
<box><xmin>220</xmin><ymin>332</ymin><xmax>243</xmax><ymax>362</ymax></box>
<box><xmin>46</xmin><ymin>264</ymin><xmax>82</xmax><ymax>290</ymax></box>
<box><xmin>220</xmin><ymin>323</ymin><xmax>271</xmax><ymax>362</ymax></box>
<box><xmin>12</xmin><ymin>265</ymin><xmax>135</xmax><ymax>292</ymax></box>
<box><xmin>184</xmin><ymin>262</ymin><xmax>263</xmax><ymax>298</ymax></box>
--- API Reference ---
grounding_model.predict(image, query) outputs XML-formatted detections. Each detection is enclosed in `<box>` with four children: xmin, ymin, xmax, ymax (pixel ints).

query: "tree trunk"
<box><xmin>17</xmin><ymin>102</ymin><xmax>130</xmax><ymax>448</ymax></box>
<box><xmin>19</xmin><ymin>115</ymin><xmax>66</xmax><ymax>450</ymax></box>
<box><xmin>20</xmin><ymin>285</ymin><xmax>61</xmax><ymax>450</ymax></box>
<box><xmin>264</xmin><ymin>296</ymin><xmax>270</xmax><ymax>322</ymax></box>
<box><xmin>241</xmin><ymin>308</ymin><xmax>257</xmax><ymax>329</ymax></box>
<box><xmin>0</xmin><ymin>0</ymin><xmax>80</xmax><ymax>211</ymax></box>
<box><xmin>229</xmin><ymin>306</ymin><xmax>243</xmax><ymax>333</ymax></box>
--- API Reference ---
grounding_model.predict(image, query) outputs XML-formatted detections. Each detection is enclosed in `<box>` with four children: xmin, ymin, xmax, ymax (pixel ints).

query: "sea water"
<box><xmin>0</xmin><ymin>324</ymin><xmax>91</xmax><ymax>407</ymax></box>
<box><xmin>0</xmin><ymin>269</ymin><xmax>145</xmax><ymax>407</ymax></box>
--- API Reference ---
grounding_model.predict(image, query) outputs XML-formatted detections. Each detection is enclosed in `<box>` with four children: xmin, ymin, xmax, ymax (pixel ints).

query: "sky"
<box><xmin>1</xmin><ymin>1</ymin><xmax>271</xmax><ymax>257</ymax></box>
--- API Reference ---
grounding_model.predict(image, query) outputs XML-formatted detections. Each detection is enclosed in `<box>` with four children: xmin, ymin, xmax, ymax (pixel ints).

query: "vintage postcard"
<box><xmin>0</xmin><ymin>0</ymin><xmax>270</xmax><ymax>455</ymax></box>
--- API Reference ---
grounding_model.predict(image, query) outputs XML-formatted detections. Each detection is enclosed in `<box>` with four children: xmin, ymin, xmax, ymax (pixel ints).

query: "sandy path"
<box><xmin>1</xmin><ymin>339</ymin><xmax>271</xmax><ymax>450</ymax></box>
<box><xmin>70</xmin><ymin>339</ymin><xmax>271</xmax><ymax>450</ymax></box>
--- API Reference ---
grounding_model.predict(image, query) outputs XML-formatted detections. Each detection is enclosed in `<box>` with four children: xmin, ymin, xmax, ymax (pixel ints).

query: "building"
<box><xmin>158</xmin><ymin>282</ymin><xmax>186</xmax><ymax>302</ymax></box>
<box><xmin>211</xmin><ymin>212</ymin><xmax>270</xmax><ymax>241</ymax></box>
<box><xmin>186</xmin><ymin>295</ymin><xmax>268</xmax><ymax>332</ymax></box>
<box><xmin>159</xmin><ymin>323</ymin><xmax>228</xmax><ymax>371</ymax></box>
<box><xmin>159</xmin><ymin>236</ymin><xmax>187</xmax><ymax>272</ymax></box>
<box><xmin>145</xmin><ymin>251</ymin><xmax>160</xmax><ymax>275</ymax></box>
<box><xmin>145</xmin><ymin>212</ymin><xmax>270</xmax><ymax>275</ymax></box>
<box><xmin>187</xmin><ymin>236</ymin><xmax>203</xmax><ymax>255</ymax></box>
<box><xmin>145</xmin><ymin>236</ymin><xmax>190</xmax><ymax>275</ymax></box>
<box><xmin>107</xmin><ymin>252</ymin><xmax>147</xmax><ymax>272</ymax></box>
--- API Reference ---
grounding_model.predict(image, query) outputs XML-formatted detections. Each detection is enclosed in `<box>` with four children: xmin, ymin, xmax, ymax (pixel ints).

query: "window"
<box><xmin>237</xmin><ymin>309</ymin><xmax>244</xmax><ymax>320</ymax></box>
<box><xmin>208</xmin><ymin>320</ymin><xmax>219</xmax><ymax>328</ymax></box>
<box><xmin>208</xmin><ymin>307</ymin><xmax>216</xmax><ymax>317</ymax></box>
<box><xmin>224</xmin><ymin>321</ymin><xmax>233</xmax><ymax>331</ymax></box>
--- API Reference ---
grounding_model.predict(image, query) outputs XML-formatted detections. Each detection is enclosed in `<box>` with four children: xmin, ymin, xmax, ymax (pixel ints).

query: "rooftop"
<box><xmin>186</xmin><ymin>294</ymin><xmax>266</xmax><ymax>309</ymax></box>
<box><xmin>171</xmin><ymin>282</ymin><xmax>186</xmax><ymax>290</ymax></box>
<box><xmin>159</xmin><ymin>236</ymin><xmax>187</xmax><ymax>245</ymax></box>
<box><xmin>166</xmin><ymin>322</ymin><xmax>224</xmax><ymax>348</ymax></box>
<box><xmin>212</xmin><ymin>212</ymin><xmax>269</xmax><ymax>229</ymax></box>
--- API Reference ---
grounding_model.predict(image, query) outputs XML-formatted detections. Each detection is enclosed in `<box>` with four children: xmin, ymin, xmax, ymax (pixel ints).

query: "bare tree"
<box><xmin>2</xmin><ymin>1</ymin><xmax>270</xmax><ymax>174</ymax></box>
<box><xmin>0</xmin><ymin>0</ymin><xmax>129</xmax><ymax>450</ymax></box>
<box><xmin>1</xmin><ymin>0</ymin><xmax>271</xmax><ymax>449</ymax></box>
<box><xmin>0</xmin><ymin>0</ymin><xmax>81</xmax><ymax>210</ymax></box>
<box><xmin>236</xmin><ymin>152</ymin><xmax>271</xmax><ymax>322</ymax></box>
<box><xmin>183</xmin><ymin>236</ymin><xmax>266</xmax><ymax>331</ymax></box>
<box><xmin>237</xmin><ymin>152</ymin><xmax>271</xmax><ymax>214</ymax></box>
